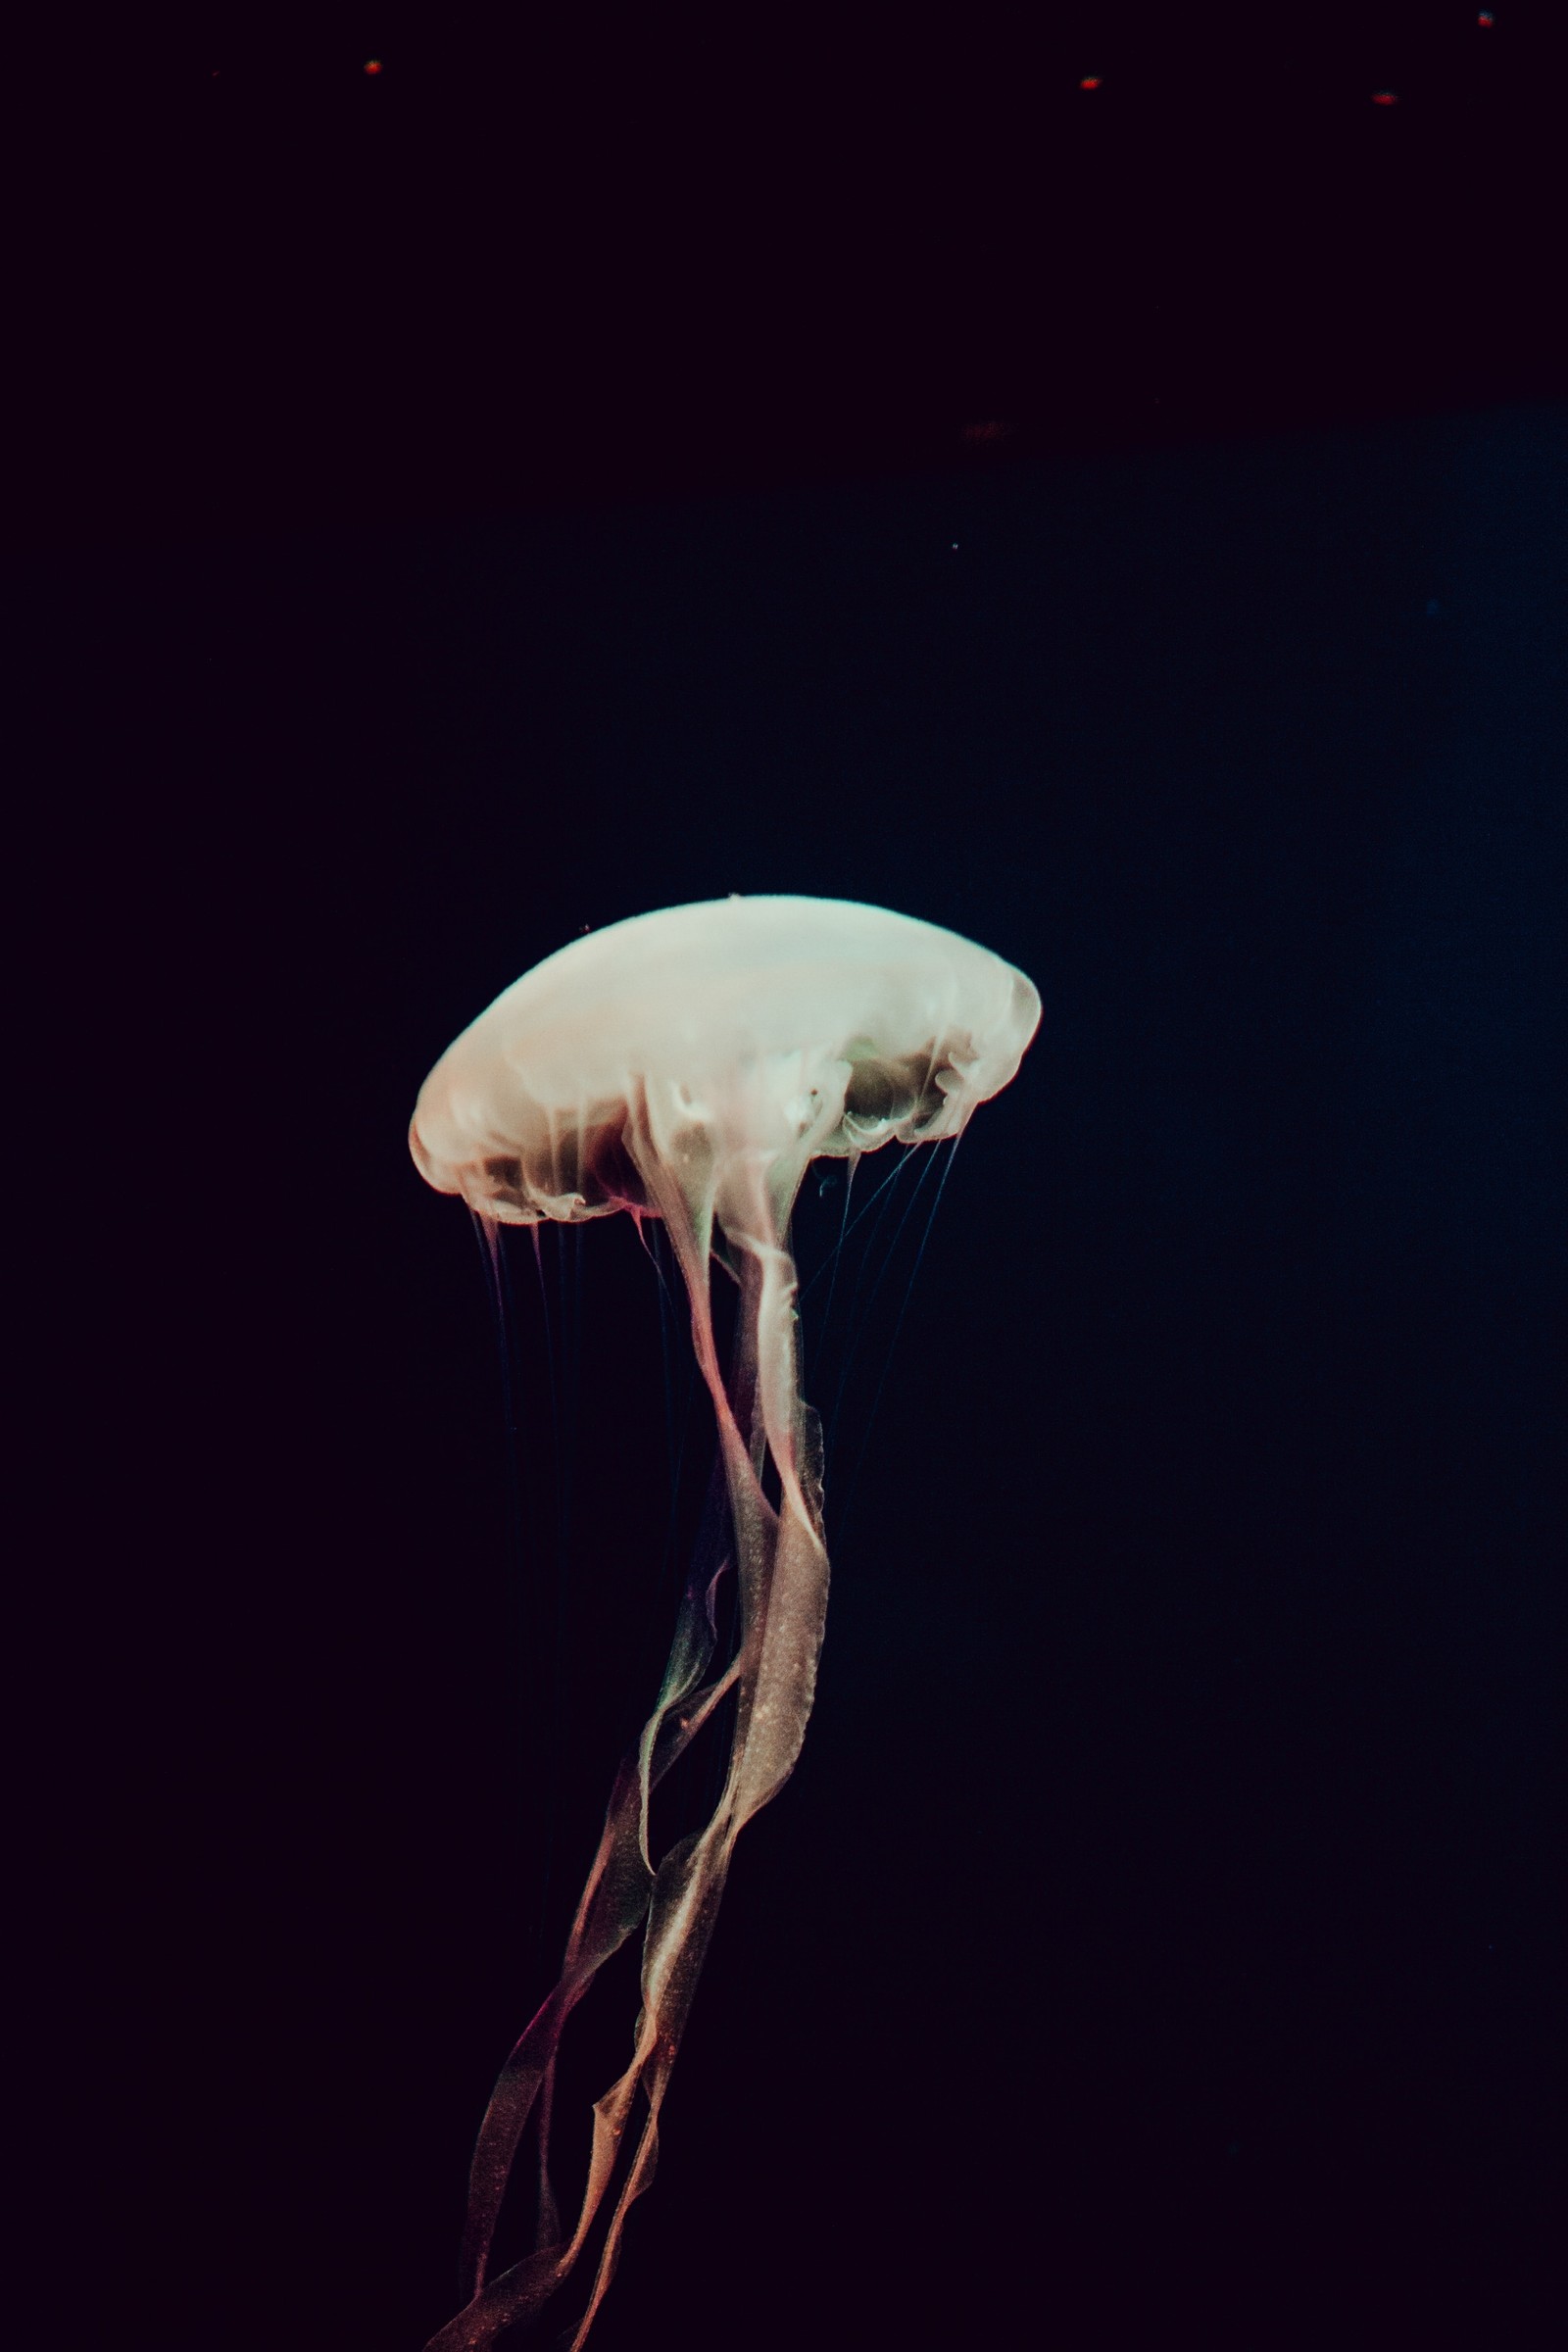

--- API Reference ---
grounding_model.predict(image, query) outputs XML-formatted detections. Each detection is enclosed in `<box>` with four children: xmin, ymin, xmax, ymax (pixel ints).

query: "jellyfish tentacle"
<box><xmin>552</xmin><ymin>1189</ymin><xmax>830</xmax><ymax>2338</ymax></box>
<box><xmin>452</xmin><ymin>1535</ymin><xmax>735</xmax><ymax>2308</ymax></box>
<box><xmin>428</xmin><ymin>1815</ymin><xmax>728</xmax><ymax>2352</ymax></box>
<box><xmin>562</xmin><ymin>1835</ymin><xmax>724</xmax><ymax>2350</ymax></box>
<box><xmin>623</xmin><ymin>1088</ymin><xmax>773</xmax><ymax>1534</ymax></box>
<box><xmin>532</xmin><ymin>1576</ymin><xmax>741</xmax><ymax>2253</ymax></box>
<box><xmin>713</xmin><ymin>1152</ymin><xmax>831</xmax><ymax>1821</ymax></box>
<box><xmin>435</xmin><ymin>1104</ymin><xmax>832</xmax><ymax>2351</ymax></box>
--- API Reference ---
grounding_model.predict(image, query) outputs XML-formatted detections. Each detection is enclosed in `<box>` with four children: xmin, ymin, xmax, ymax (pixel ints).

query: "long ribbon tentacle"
<box><xmin>424</xmin><ymin>1100</ymin><xmax>830</xmax><ymax>2352</ymax></box>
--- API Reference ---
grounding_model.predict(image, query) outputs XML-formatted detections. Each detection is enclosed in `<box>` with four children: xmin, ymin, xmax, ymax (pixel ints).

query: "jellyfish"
<box><xmin>410</xmin><ymin>895</ymin><xmax>1040</xmax><ymax>2351</ymax></box>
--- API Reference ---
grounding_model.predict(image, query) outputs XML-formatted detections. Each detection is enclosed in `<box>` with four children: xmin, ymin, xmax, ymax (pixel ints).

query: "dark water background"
<box><xmin>18</xmin><ymin>11</ymin><xmax>1563</xmax><ymax>2350</ymax></box>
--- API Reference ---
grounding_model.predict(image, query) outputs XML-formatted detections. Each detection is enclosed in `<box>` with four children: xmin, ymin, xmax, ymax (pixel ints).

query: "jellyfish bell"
<box><xmin>411</xmin><ymin>893</ymin><xmax>1040</xmax><ymax>1226</ymax></box>
<box><xmin>411</xmin><ymin>897</ymin><xmax>1039</xmax><ymax>2352</ymax></box>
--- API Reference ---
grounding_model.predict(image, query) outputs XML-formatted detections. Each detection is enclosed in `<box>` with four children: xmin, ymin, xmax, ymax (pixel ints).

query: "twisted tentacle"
<box><xmin>422</xmin><ymin>1099</ymin><xmax>828</xmax><ymax>2352</ymax></box>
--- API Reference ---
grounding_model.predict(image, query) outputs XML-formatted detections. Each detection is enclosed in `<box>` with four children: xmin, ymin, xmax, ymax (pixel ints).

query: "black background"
<box><xmin>19</xmin><ymin>8</ymin><xmax>1565</xmax><ymax>2351</ymax></box>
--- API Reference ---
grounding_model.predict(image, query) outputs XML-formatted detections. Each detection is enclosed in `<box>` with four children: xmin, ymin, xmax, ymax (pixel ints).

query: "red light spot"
<box><xmin>1371</xmin><ymin>90</ymin><xmax>1398</xmax><ymax>105</ymax></box>
<box><xmin>1478</xmin><ymin>10</ymin><xmax>1494</xmax><ymax>22</ymax></box>
<box><xmin>364</xmin><ymin>58</ymin><xmax>383</xmax><ymax>75</ymax></box>
<box><xmin>1079</xmin><ymin>75</ymin><xmax>1102</xmax><ymax>90</ymax></box>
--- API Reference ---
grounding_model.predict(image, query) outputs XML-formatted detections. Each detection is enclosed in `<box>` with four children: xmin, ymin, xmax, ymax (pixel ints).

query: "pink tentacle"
<box><xmin>427</xmin><ymin>1097</ymin><xmax>831</xmax><ymax>2351</ymax></box>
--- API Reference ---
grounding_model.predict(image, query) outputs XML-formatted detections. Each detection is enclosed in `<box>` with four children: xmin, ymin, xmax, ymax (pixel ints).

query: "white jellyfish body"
<box><xmin>411</xmin><ymin>898</ymin><xmax>1039</xmax><ymax>2351</ymax></box>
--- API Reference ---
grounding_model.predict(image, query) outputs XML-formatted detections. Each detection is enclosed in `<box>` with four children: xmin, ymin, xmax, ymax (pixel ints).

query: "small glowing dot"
<box><xmin>1371</xmin><ymin>90</ymin><xmax>1398</xmax><ymax>105</ymax></box>
<box><xmin>951</xmin><ymin>542</ymin><xmax>959</xmax><ymax>550</ymax></box>
<box><xmin>1478</xmin><ymin>10</ymin><xmax>1494</xmax><ymax>22</ymax></box>
<box><xmin>364</xmin><ymin>58</ymin><xmax>383</xmax><ymax>75</ymax></box>
<box><xmin>1079</xmin><ymin>75</ymin><xmax>1102</xmax><ymax>90</ymax></box>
